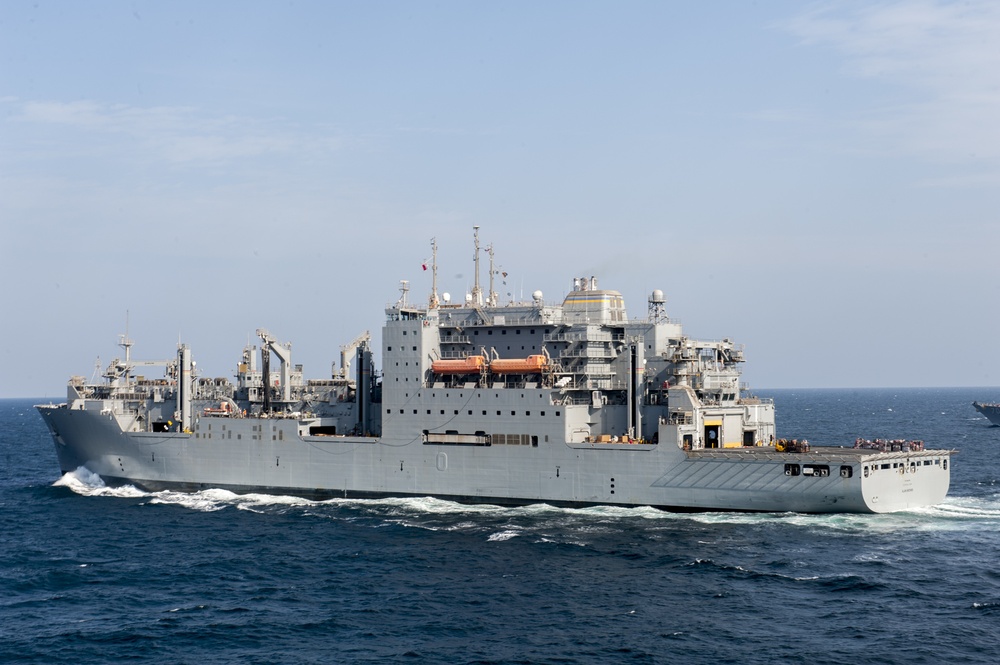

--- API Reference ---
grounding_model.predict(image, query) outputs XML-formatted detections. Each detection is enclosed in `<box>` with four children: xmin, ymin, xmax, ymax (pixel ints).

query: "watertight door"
<box><xmin>704</xmin><ymin>424</ymin><xmax>720</xmax><ymax>449</ymax></box>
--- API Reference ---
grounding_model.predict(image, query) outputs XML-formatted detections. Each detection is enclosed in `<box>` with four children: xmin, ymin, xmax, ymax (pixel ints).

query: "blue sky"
<box><xmin>2</xmin><ymin>0</ymin><xmax>999</xmax><ymax>398</ymax></box>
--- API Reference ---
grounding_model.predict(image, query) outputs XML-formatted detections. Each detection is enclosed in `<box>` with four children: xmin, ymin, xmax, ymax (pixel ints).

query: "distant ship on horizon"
<box><xmin>972</xmin><ymin>401</ymin><xmax>1000</xmax><ymax>426</ymax></box>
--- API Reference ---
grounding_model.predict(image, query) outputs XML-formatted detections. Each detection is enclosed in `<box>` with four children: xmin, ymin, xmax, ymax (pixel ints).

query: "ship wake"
<box><xmin>49</xmin><ymin>470</ymin><xmax>1000</xmax><ymax>538</ymax></box>
<box><xmin>53</xmin><ymin>467</ymin><xmax>146</xmax><ymax>499</ymax></box>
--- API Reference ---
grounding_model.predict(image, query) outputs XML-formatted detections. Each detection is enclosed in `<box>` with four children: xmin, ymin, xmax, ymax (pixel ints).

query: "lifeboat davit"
<box><xmin>490</xmin><ymin>355</ymin><xmax>548</xmax><ymax>374</ymax></box>
<box><xmin>431</xmin><ymin>355</ymin><xmax>487</xmax><ymax>375</ymax></box>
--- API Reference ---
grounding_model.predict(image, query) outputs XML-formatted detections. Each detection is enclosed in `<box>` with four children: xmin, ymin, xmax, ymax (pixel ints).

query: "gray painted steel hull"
<box><xmin>38</xmin><ymin>405</ymin><xmax>951</xmax><ymax>514</ymax></box>
<box><xmin>973</xmin><ymin>401</ymin><xmax>1000</xmax><ymax>427</ymax></box>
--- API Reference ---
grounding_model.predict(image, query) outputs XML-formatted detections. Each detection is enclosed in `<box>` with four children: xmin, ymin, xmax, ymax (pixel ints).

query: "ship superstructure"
<box><xmin>36</xmin><ymin>231</ymin><xmax>953</xmax><ymax>513</ymax></box>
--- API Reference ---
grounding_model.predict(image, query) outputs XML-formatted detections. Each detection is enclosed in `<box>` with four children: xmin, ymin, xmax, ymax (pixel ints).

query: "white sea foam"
<box><xmin>50</xmin><ymin>469</ymin><xmax>1000</xmax><ymax>538</ymax></box>
<box><xmin>487</xmin><ymin>530</ymin><xmax>520</xmax><ymax>541</ymax></box>
<box><xmin>912</xmin><ymin>495</ymin><xmax>1000</xmax><ymax>521</ymax></box>
<box><xmin>231</xmin><ymin>492</ymin><xmax>315</xmax><ymax>513</ymax></box>
<box><xmin>147</xmin><ymin>489</ymin><xmax>235</xmax><ymax>512</ymax></box>
<box><xmin>53</xmin><ymin>470</ymin><xmax>322</xmax><ymax>513</ymax></box>
<box><xmin>146</xmin><ymin>488</ymin><xmax>325</xmax><ymax>513</ymax></box>
<box><xmin>53</xmin><ymin>467</ymin><xmax>146</xmax><ymax>498</ymax></box>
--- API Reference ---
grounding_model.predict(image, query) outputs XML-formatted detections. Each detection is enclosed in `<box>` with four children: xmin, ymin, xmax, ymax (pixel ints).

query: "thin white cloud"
<box><xmin>782</xmin><ymin>1</ymin><xmax>1000</xmax><ymax>167</ymax></box>
<box><xmin>9</xmin><ymin>99</ymin><xmax>340</xmax><ymax>166</ymax></box>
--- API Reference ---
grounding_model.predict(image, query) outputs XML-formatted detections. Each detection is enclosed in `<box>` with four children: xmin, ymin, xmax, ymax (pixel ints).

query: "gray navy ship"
<box><xmin>37</xmin><ymin>230</ymin><xmax>953</xmax><ymax>513</ymax></box>
<box><xmin>972</xmin><ymin>401</ymin><xmax>1000</xmax><ymax>426</ymax></box>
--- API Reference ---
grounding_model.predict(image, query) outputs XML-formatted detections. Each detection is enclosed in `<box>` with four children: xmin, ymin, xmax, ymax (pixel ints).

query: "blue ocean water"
<box><xmin>2</xmin><ymin>388</ymin><xmax>999</xmax><ymax>664</ymax></box>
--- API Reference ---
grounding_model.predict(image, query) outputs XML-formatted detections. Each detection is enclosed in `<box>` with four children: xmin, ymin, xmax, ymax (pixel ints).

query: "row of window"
<box><xmin>406</xmin><ymin>392</ymin><xmax>547</xmax><ymax>399</ymax></box>
<box><xmin>785</xmin><ymin>464</ymin><xmax>837</xmax><ymax>477</ymax></box>
<box><xmin>785</xmin><ymin>459</ymin><xmax>945</xmax><ymax>478</ymax></box>
<box><xmin>444</xmin><ymin>329</ymin><xmax>539</xmax><ymax>336</ymax></box>
<box><xmin>866</xmin><ymin>459</ymin><xmax>944</xmax><ymax>474</ymax></box>
<box><xmin>194</xmin><ymin>430</ymin><xmax>285</xmax><ymax>441</ymax></box>
<box><xmin>204</xmin><ymin>423</ymin><xmax>266</xmax><ymax>431</ymax></box>
<box><xmin>390</xmin><ymin>344</ymin><xmax>542</xmax><ymax>353</ymax></box>
<box><xmin>391</xmin><ymin>408</ymin><xmax>560</xmax><ymax>417</ymax></box>
<box><xmin>396</xmin><ymin>327</ymin><xmax>541</xmax><ymax>337</ymax></box>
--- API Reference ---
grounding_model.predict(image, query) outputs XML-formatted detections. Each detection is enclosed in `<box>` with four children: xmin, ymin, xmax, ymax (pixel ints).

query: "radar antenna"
<box><xmin>648</xmin><ymin>289</ymin><xmax>667</xmax><ymax>323</ymax></box>
<box><xmin>398</xmin><ymin>280</ymin><xmax>410</xmax><ymax>307</ymax></box>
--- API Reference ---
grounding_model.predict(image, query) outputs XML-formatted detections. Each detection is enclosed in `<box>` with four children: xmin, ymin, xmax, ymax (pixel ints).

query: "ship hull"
<box><xmin>973</xmin><ymin>401</ymin><xmax>1000</xmax><ymax>426</ymax></box>
<box><xmin>38</xmin><ymin>405</ymin><xmax>951</xmax><ymax>514</ymax></box>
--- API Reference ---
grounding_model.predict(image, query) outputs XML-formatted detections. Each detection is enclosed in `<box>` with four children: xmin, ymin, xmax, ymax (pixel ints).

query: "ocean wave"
<box><xmin>909</xmin><ymin>495</ymin><xmax>1000</xmax><ymax>523</ymax></box>
<box><xmin>145</xmin><ymin>488</ymin><xmax>328</xmax><ymax>513</ymax></box>
<box><xmin>52</xmin><ymin>467</ymin><xmax>146</xmax><ymax>499</ymax></box>
<box><xmin>146</xmin><ymin>489</ymin><xmax>237</xmax><ymax>512</ymax></box>
<box><xmin>686</xmin><ymin>558</ymin><xmax>886</xmax><ymax>591</ymax></box>
<box><xmin>486</xmin><ymin>530</ymin><xmax>520</xmax><ymax>542</ymax></box>
<box><xmin>49</xmin><ymin>471</ymin><xmax>1000</xmax><ymax>536</ymax></box>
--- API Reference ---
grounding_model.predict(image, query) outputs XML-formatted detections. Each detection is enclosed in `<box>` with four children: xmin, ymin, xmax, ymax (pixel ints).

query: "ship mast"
<box><xmin>118</xmin><ymin>310</ymin><xmax>134</xmax><ymax>383</ymax></box>
<box><xmin>487</xmin><ymin>243</ymin><xmax>498</xmax><ymax>307</ymax></box>
<box><xmin>428</xmin><ymin>237</ymin><xmax>440</xmax><ymax>309</ymax></box>
<box><xmin>471</xmin><ymin>225</ymin><xmax>483</xmax><ymax>306</ymax></box>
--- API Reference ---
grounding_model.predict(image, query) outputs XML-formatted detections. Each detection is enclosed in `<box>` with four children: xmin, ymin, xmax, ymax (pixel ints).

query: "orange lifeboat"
<box><xmin>431</xmin><ymin>355</ymin><xmax>487</xmax><ymax>375</ymax></box>
<box><xmin>490</xmin><ymin>355</ymin><xmax>548</xmax><ymax>374</ymax></box>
